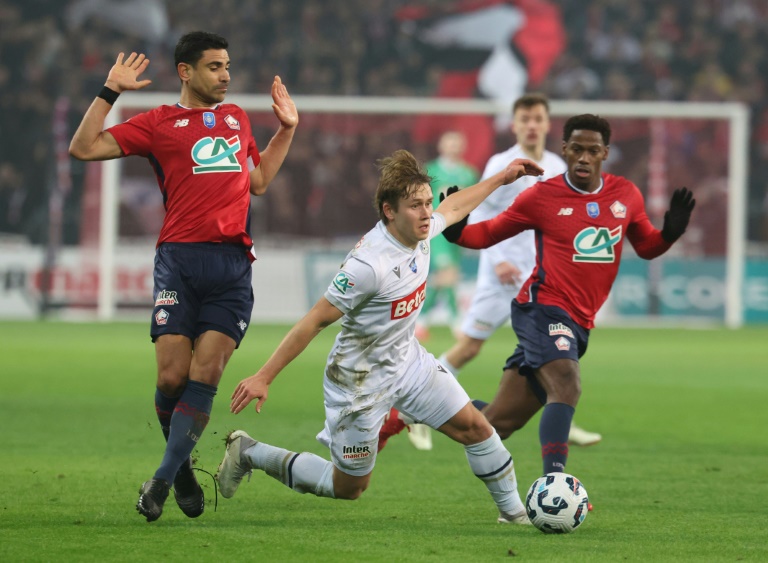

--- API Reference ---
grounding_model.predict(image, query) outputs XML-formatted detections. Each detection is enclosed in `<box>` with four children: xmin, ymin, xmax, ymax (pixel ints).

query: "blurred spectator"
<box><xmin>1</xmin><ymin>0</ymin><xmax>768</xmax><ymax>249</ymax></box>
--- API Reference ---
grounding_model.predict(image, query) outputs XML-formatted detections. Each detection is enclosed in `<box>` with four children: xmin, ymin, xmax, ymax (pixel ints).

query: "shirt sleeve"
<box><xmin>107</xmin><ymin>110</ymin><xmax>155</xmax><ymax>157</ymax></box>
<box><xmin>323</xmin><ymin>257</ymin><xmax>378</xmax><ymax>314</ymax></box>
<box><xmin>625</xmin><ymin>185</ymin><xmax>672</xmax><ymax>259</ymax></box>
<box><xmin>429</xmin><ymin>212</ymin><xmax>447</xmax><ymax>238</ymax></box>
<box><xmin>457</xmin><ymin>188</ymin><xmax>538</xmax><ymax>249</ymax></box>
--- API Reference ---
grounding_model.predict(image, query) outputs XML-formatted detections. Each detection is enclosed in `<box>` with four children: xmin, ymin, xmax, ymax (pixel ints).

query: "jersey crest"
<box><xmin>572</xmin><ymin>226</ymin><xmax>622</xmax><ymax>263</ymax></box>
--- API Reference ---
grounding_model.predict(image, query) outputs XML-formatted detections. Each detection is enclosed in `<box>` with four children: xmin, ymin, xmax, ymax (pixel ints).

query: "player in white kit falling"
<box><xmin>216</xmin><ymin>149</ymin><xmax>543</xmax><ymax>524</ymax></box>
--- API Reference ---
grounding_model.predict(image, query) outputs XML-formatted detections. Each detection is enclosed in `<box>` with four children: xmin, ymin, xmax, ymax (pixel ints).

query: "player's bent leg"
<box><xmin>483</xmin><ymin>368</ymin><xmax>542</xmax><ymax>439</ymax></box>
<box><xmin>535</xmin><ymin>359</ymin><xmax>581</xmax><ymax>474</ymax></box>
<box><xmin>144</xmin><ymin>331</ymin><xmax>236</xmax><ymax>519</ymax></box>
<box><xmin>136</xmin><ymin>335</ymin><xmax>194</xmax><ymax>521</ymax></box>
<box><xmin>217</xmin><ymin>430</ymin><xmax>364</xmax><ymax>500</ymax></box>
<box><xmin>444</xmin><ymin>333</ymin><xmax>486</xmax><ymax>372</ymax></box>
<box><xmin>439</xmin><ymin>404</ymin><xmax>528</xmax><ymax>525</ymax></box>
<box><xmin>332</xmin><ymin>467</ymin><xmax>371</xmax><ymax>500</ymax></box>
<box><xmin>154</xmin><ymin>334</ymin><xmax>193</xmax><ymax>395</ymax></box>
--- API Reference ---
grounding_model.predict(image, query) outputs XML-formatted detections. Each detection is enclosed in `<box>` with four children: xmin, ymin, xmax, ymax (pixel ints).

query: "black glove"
<box><xmin>661</xmin><ymin>187</ymin><xmax>696</xmax><ymax>243</ymax></box>
<box><xmin>439</xmin><ymin>186</ymin><xmax>468</xmax><ymax>243</ymax></box>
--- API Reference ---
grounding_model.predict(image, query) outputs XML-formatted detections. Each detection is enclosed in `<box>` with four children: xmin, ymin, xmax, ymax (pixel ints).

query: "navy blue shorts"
<box><xmin>150</xmin><ymin>242</ymin><xmax>254</xmax><ymax>347</ymax></box>
<box><xmin>504</xmin><ymin>301</ymin><xmax>590</xmax><ymax>403</ymax></box>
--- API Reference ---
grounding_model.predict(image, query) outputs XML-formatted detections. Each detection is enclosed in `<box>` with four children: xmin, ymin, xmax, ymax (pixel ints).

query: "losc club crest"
<box><xmin>155</xmin><ymin>309</ymin><xmax>169</xmax><ymax>326</ymax></box>
<box><xmin>610</xmin><ymin>201</ymin><xmax>627</xmax><ymax>219</ymax></box>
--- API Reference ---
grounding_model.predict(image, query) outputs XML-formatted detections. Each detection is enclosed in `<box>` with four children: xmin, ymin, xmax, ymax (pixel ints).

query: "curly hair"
<box><xmin>563</xmin><ymin>114</ymin><xmax>612</xmax><ymax>145</ymax></box>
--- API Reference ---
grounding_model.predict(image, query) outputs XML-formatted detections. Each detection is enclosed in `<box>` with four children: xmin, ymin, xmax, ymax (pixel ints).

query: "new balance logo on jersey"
<box><xmin>191</xmin><ymin>136</ymin><xmax>242</xmax><ymax>174</ymax></box>
<box><xmin>173</xmin><ymin>119</ymin><xmax>189</xmax><ymax>128</ymax></box>
<box><xmin>573</xmin><ymin>226</ymin><xmax>622</xmax><ymax>263</ymax></box>
<box><xmin>558</xmin><ymin>208</ymin><xmax>573</xmax><ymax>216</ymax></box>
<box><xmin>391</xmin><ymin>280</ymin><xmax>427</xmax><ymax>320</ymax></box>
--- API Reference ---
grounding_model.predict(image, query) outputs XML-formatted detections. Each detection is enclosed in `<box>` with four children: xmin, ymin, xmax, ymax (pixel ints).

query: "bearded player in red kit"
<box><xmin>69</xmin><ymin>31</ymin><xmax>298</xmax><ymax>522</ymax></box>
<box><xmin>444</xmin><ymin>113</ymin><xmax>695</xmax><ymax>476</ymax></box>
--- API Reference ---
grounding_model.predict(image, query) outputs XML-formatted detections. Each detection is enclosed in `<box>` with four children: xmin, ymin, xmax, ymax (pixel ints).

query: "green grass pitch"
<box><xmin>1</xmin><ymin>321</ymin><xmax>767</xmax><ymax>562</ymax></box>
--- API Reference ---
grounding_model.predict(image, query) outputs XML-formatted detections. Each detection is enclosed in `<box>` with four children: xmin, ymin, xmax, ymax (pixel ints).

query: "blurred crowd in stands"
<box><xmin>2</xmin><ymin>0</ymin><xmax>768</xmax><ymax>252</ymax></box>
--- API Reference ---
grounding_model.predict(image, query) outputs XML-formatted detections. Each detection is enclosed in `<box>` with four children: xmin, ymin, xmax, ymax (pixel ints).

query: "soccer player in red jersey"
<box><xmin>69</xmin><ymin>31</ymin><xmax>298</xmax><ymax>522</ymax></box>
<box><xmin>444</xmin><ymin>114</ymin><xmax>695</xmax><ymax>476</ymax></box>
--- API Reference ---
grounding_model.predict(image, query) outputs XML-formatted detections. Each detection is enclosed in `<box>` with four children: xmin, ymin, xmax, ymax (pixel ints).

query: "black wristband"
<box><xmin>97</xmin><ymin>86</ymin><xmax>120</xmax><ymax>105</ymax></box>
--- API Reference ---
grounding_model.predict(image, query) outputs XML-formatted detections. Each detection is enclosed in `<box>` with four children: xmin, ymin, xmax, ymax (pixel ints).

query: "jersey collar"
<box><xmin>564</xmin><ymin>172</ymin><xmax>604</xmax><ymax>195</ymax></box>
<box><xmin>175</xmin><ymin>102</ymin><xmax>222</xmax><ymax>110</ymax></box>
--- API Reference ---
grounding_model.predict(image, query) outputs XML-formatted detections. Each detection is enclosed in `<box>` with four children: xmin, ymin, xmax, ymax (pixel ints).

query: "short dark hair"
<box><xmin>512</xmin><ymin>93</ymin><xmax>550</xmax><ymax>115</ymax></box>
<box><xmin>174</xmin><ymin>31</ymin><xmax>228</xmax><ymax>67</ymax></box>
<box><xmin>563</xmin><ymin>114</ymin><xmax>612</xmax><ymax>145</ymax></box>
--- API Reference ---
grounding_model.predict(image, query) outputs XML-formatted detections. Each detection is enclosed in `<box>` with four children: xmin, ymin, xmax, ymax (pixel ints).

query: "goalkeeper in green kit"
<box><xmin>416</xmin><ymin>131</ymin><xmax>479</xmax><ymax>343</ymax></box>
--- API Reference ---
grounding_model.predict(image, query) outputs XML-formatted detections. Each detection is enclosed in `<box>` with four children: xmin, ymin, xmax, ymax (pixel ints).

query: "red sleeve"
<box><xmin>626</xmin><ymin>188</ymin><xmax>672</xmax><ymax>259</ymax></box>
<box><xmin>107</xmin><ymin>110</ymin><xmax>156</xmax><ymax>157</ymax></box>
<box><xmin>457</xmin><ymin>188</ymin><xmax>537</xmax><ymax>248</ymax></box>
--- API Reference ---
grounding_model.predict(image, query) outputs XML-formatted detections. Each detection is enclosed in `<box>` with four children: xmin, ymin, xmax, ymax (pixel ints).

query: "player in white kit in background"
<box><xmin>215</xmin><ymin>150</ymin><xmax>543</xmax><ymax>524</ymax></box>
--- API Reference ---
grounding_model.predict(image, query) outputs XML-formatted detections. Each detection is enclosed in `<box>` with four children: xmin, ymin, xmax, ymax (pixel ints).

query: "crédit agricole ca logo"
<box><xmin>191</xmin><ymin>136</ymin><xmax>241</xmax><ymax>173</ymax></box>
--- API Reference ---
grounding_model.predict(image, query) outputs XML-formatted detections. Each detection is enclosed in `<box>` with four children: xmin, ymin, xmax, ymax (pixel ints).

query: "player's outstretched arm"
<box><xmin>661</xmin><ymin>187</ymin><xmax>696</xmax><ymax>242</ymax></box>
<box><xmin>69</xmin><ymin>52</ymin><xmax>152</xmax><ymax>161</ymax></box>
<box><xmin>435</xmin><ymin>158</ymin><xmax>543</xmax><ymax>237</ymax></box>
<box><xmin>249</xmin><ymin>76</ymin><xmax>298</xmax><ymax>195</ymax></box>
<box><xmin>230</xmin><ymin>297</ymin><xmax>343</xmax><ymax>414</ymax></box>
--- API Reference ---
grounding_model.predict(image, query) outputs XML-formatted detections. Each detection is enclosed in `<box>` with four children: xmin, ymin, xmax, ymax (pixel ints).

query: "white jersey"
<box><xmin>323</xmin><ymin>214</ymin><xmax>446</xmax><ymax>394</ymax></box>
<box><xmin>469</xmin><ymin>144</ymin><xmax>566</xmax><ymax>289</ymax></box>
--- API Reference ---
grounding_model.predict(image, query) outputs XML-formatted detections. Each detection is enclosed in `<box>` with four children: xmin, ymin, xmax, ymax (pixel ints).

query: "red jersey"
<box><xmin>108</xmin><ymin>104</ymin><xmax>260</xmax><ymax>247</ymax></box>
<box><xmin>458</xmin><ymin>173</ymin><xmax>672</xmax><ymax>329</ymax></box>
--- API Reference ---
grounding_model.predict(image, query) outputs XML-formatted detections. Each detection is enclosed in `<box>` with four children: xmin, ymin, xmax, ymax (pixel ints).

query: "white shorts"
<box><xmin>460</xmin><ymin>283</ymin><xmax>520</xmax><ymax>340</ymax></box>
<box><xmin>316</xmin><ymin>352</ymin><xmax>470</xmax><ymax>476</ymax></box>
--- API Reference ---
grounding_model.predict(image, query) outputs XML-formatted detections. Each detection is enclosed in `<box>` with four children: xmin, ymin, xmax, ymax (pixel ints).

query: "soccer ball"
<box><xmin>525</xmin><ymin>472</ymin><xmax>589</xmax><ymax>534</ymax></box>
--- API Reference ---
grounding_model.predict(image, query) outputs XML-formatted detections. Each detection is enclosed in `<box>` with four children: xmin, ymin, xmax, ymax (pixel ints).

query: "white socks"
<box><xmin>465</xmin><ymin>430</ymin><xmax>524</xmax><ymax>515</ymax></box>
<box><xmin>244</xmin><ymin>443</ymin><xmax>336</xmax><ymax>498</ymax></box>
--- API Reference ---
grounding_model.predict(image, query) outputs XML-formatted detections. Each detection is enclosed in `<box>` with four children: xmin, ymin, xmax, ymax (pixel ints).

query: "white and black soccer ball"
<box><xmin>525</xmin><ymin>472</ymin><xmax>589</xmax><ymax>534</ymax></box>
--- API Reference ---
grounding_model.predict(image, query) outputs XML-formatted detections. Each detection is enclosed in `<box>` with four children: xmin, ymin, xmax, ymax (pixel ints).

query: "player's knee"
<box><xmin>457</xmin><ymin>413</ymin><xmax>494</xmax><ymax>445</ymax></box>
<box><xmin>334</xmin><ymin>482</ymin><xmax>368</xmax><ymax>500</ymax></box>
<box><xmin>156</xmin><ymin>369</ymin><xmax>187</xmax><ymax>396</ymax></box>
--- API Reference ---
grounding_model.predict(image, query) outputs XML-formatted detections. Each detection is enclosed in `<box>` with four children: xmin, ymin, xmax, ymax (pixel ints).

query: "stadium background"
<box><xmin>1</xmin><ymin>0</ymin><xmax>767</xmax><ymax>324</ymax></box>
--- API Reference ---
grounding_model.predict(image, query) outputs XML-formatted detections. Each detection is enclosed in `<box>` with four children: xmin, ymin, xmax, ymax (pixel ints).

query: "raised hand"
<box><xmin>105</xmin><ymin>52</ymin><xmax>152</xmax><ymax>93</ymax></box>
<box><xmin>502</xmin><ymin>158</ymin><xmax>544</xmax><ymax>185</ymax></box>
<box><xmin>440</xmin><ymin>186</ymin><xmax>467</xmax><ymax>243</ymax></box>
<box><xmin>661</xmin><ymin>187</ymin><xmax>696</xmax><ymax>242</ymax></box>
<box><xmin>271</xmin><ymin>76</ymin><xmax>298</xmax><ymax>129</ymax></box>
